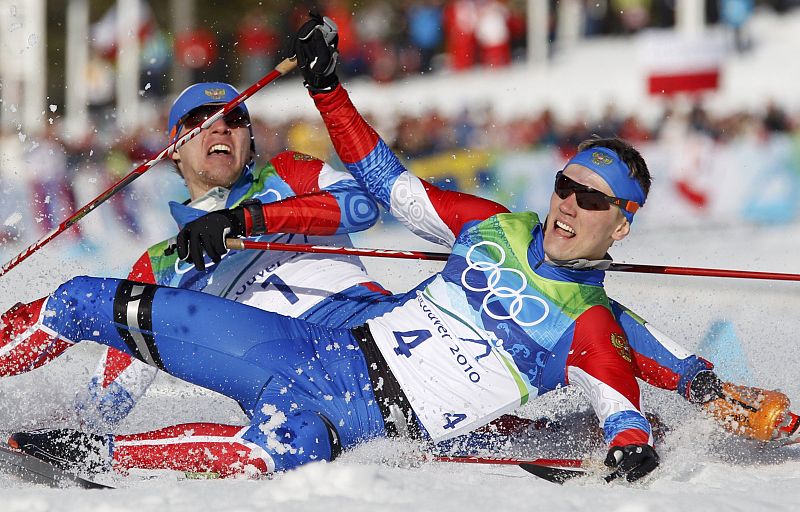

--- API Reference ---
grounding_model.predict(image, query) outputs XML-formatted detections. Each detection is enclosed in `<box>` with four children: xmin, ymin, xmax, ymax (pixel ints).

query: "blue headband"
<box><xmin>565</xmin><ymin>147</ymin><xmax>646</xmax><ymax>223</ymax></box>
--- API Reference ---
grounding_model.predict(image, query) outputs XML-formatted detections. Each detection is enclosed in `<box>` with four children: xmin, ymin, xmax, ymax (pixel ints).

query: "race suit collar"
<box><xmin>168</xmin><ymin>161</ymin><xmax>256</xmax><ymax>229</ymax></box>
<box><xmin>527</xmin><ymin>223</ymin><xmax>606</xmax><ymax>286</ymax></box>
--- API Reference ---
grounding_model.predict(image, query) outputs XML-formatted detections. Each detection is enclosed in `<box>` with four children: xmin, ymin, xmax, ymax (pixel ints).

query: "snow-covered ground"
<box><xmin>2</xmin><ymin>220</ymin><xmax>800</xmax><ymax>510</ymax></box>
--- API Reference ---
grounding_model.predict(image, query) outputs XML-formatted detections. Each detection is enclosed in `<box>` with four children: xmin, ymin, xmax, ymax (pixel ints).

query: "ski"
<box><xmin>429</xmin><ymin>455</ymin><xmax>590</xmax><ymax>484</ymax></box>
<box><xmin>0</xmin><ymin>443</ymin><xmax>113</xmax><ymax>489</ymax></box>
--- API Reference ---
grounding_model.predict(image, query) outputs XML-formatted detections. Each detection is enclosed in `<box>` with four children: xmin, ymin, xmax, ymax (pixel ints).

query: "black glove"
<box><xmin>604</xmin><ymin>444</ymin><xmax>659</xmax><ymax>482</ymax></box>
<box><xmin>688</xmin><ymin>370</ymin><xmax>725</xmax><ymax>404</ymax></box>
<box><xmin>293</xmin><ymin>11</ymin><xmax>340</xmax><ymax>92</ymax></box>
<box><xmin>176</xmin><ymin>208</ymin><xmax>246</xmax><ymax>271</ymax></box>
<box><xmin>176</xmin><ymin>200</ymin><xmax>268</xmax><ymax>270</ymax></box>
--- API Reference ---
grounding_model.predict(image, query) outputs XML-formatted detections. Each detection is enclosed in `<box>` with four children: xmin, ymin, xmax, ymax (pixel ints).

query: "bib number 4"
<box><xmin>443</xmin><ymin>412</ymin><xmax>467</xmax><ymax>430</ymax></box>
<box><xmin>393</xmin><ymin>330</ymin><xmax>432</xmax><ymax>357</ymax></box>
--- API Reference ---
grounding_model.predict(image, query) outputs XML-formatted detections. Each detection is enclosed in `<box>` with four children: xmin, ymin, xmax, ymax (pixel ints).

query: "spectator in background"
<box><xmin>475</xmin><ymin>0</ymin><xmax>512</xmax><ymax>67</ymax></box>
<box><xmin>104</xmin><ymin>137</ymin><xmax>143</xmax><ymax>236</ymax></box>
<box><xmin>321</xmin><ymin>0</ymin><xmax>361</xmax><ymax>75</ymax></box>
<box><xmin>596</xmin><ymin>103</ymin><xmax>623</xmax><ymax>137</ymax></box>
<box><xmin>764</xmin><ymin>100</ymin><xmax>791</xmax><ymax>133</ymax></box>
<box><xmin>407</xmin><ymin>0</ymin><xmax>444</xmax><ymax>72</ymax></box>
<box><xmin>25</xmin><ymin>124</ymin><xmax>83</xmax><ymax>243</ymax></box>
<box><xmin>611</xmin><ymin>0</ymin><xmax>651</xmax><ymax>34</ymax></box>
<box><xmin>357</xmin><ymin>1</ymin><xmax>401</xmax><ymax>81</ymax></box>
<box><xmin>506</xmin><ymin>0</ymin><xmax>527</xmax><ymax>59</ymax></box>
<box><xmin>584</xmin><ymin>0</ymin><xmax>611</xmax><ymax>36</ymax></box>
<box><xmin>236</xmin><ymin>9</ymin><xmax>280</xmax><ymax>85</ymax></box>
<box><xmin>689</xmin><ymin>101</ymin><xmax>717</xmax><ymax>138</ymax></box>
<box><xmin>250</xmin><ymin>116</ymin><xmax>290</xmax><ymax>168</ymax></box>
<box><xmin>720</xmin><ymin>0</ymin><xmax>754</xmax><ymax>53</ymax></box>
<box><xmin>617</xmin><ymin>115</ymin><xmax>652</xmax><ymax>143</ymax></box>
<box><xmin>443</xmin><ymin>0</ymin><xmax>478</xmax><ymax>70</ymax></box>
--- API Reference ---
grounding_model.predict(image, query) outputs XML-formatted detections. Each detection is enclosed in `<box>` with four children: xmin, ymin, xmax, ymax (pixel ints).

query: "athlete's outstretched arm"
<box><xmin>609</xmin><ymin>299</ymin><xmax>713</xmax><ymax>399</ymax></box>
<box><xmin>564</xmin><ymin>305</ymin><xmax>653</xmax><ymax>448</ymax></box>
<box><xmin>311</xmin><ymin>86</ymin><xmax>509</xmax><ymax>247</ymax></box>
<box><xmin>255</xmin><ymin>150</ymin><xmax>379</xmax><ymax>236</ymax></box>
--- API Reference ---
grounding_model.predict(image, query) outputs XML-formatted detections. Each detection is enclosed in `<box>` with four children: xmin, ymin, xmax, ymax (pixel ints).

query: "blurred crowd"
<box><xmin>185</xmin><ymin>0</ymin><xmax>800</xmax><ymax>85</ymax></box>
<box><xmin>254</xmin><ymin>97</ymin><xmax>798</xmax><ymax>162</ymax></box>
<box><xmin>1</xmin><ymin>94</ymin><xmax>796</xmax><ymax>248</ymax></box>
<box><xmin>2</xmin><ymin>0</ymin><xmax>799</xmax><ymax>248</ymax></box>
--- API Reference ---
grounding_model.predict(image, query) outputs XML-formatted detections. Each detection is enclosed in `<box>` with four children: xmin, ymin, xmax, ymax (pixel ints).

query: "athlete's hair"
<box><xmin>578</xmin><ymin>136</ymin><xmax>651</xmax><ymax>199</ymax></box>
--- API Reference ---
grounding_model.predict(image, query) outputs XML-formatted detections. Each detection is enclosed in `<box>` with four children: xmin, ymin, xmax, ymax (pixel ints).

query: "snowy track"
<box><xmin>3</xmin><ymin>224</ymin><xmax>800</xmax><ymax>509</ymax></box>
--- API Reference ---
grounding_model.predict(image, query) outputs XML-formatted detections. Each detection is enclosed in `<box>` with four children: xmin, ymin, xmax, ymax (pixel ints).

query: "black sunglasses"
<box><xmin>554</xmin><ymin>171</ymin><xmax>640</xmax><ymax>214</ymax></box>
<box><xmin>181</xmin><ymin>105</ymin><xmax>250</xmax><ymax>131</ymax></box>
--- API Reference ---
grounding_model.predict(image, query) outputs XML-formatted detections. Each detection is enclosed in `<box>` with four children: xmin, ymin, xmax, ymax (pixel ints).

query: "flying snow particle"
<box><xmin>49</xmin><ymin>104</ymin><xmax>57</xmax><ymax>112</ymax></box>
<box><xmin>3</xmin><ymin>212</ymin><xmax>22</xmax><ymax>227</ymax></box>
<box><xmin>145</xmin><ymin>83</ymin><xmax>151</xmax><ymax>90</ymax></box>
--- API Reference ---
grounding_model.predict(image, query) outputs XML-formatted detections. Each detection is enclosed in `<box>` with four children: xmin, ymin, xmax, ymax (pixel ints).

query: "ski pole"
<box><xmin>0</xmin><ymin>58</ymin><xmax>298</xmax><ymax>279</ymax></box>
<box><xmin>225</xmin><ymin>239</ymin><xmax>800</xmax><ymax>282</ymax></box>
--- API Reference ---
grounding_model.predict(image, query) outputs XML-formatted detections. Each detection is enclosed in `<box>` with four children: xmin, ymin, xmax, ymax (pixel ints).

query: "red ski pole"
<box><xmin>0</xmin><ymin>58</ymin><xmax>298</xmax><ymax>279</ymax></box>
<box><xmin>225</xmin><ymin>239</ymin><xmax>800</xmax><ymax>282</ymax></box>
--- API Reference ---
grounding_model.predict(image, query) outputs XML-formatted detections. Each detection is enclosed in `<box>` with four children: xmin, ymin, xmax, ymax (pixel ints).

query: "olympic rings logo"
<box><xmin>461</xmin><ymin>241</ymin><xmax>550</xmax><ymax>327</ymax></box>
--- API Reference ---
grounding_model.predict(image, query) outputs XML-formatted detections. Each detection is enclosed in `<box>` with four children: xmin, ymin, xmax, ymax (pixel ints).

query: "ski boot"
<box><xmin>690</xmin><ymin>371</ymin><xmax>798</xmax><ymax>442</ymax></box>
<box><xmin>8</xmin><ymin>429</ymin><xmax>113</xmax><ymax>475</ymax></box>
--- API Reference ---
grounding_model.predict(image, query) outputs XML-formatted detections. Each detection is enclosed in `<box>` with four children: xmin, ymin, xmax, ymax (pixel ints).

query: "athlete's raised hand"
<box><xmin>604</xmin><ymin>444</ymin><xmax>659</xmax><ymax>482</ymax></box>
<box><xmin>293</xmin><ymin>11</ymin><xmax>340</xmax><ymax>92</ymax></box>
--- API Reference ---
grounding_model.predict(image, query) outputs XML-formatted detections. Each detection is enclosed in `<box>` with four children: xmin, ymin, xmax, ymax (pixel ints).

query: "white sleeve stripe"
<box><xmin>389</xmin><ymin>173</ymin><xmax>456</xmax><ymax>247</ymax></box>
<box><xmin>644</xmin><ymin>323</ymin><xmax>694</xmax><ymax>359</ymax></box>
<box><xmin>568</xmin><ymin>366</ymin><xmax>642</xmax><ymax>424</ymax></box>
<box><xmin>317</xmin><ymin>162</ymin><xmax>354</xmax><ymax>189</ymax></box>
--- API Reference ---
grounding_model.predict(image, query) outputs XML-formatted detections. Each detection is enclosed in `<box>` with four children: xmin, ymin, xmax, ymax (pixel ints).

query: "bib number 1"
<box><xmin>260</xmin><ymin>274</ymin><xmax>299</xmax><ymax>304</ymax></box>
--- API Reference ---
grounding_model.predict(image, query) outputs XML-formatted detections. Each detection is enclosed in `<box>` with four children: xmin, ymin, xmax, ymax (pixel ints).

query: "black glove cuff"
<box><xmin>304</xmin><ymin>73</ymin><xmax>340</xmax><ymax>93</ymax></box>
<box><xmin>240</xmin><ymin>199</ymin><xmax>267</xmax><ymax>236</ymax></box>
<box><xmin>688</xmin><ymin>370</ymin><xmax>724</xmax><ymax>404</ymax></box>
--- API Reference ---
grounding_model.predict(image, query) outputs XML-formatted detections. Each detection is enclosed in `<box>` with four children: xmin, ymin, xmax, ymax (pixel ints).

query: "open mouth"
<box><xmin>207</xmin><ymin>144</ymin><xmax>232</xmax><ymax>156</ymax></box>
<box><xmin>555</xmin><ymin>219</ymin><xmax>576</xmax><ymax>238</ymax></box>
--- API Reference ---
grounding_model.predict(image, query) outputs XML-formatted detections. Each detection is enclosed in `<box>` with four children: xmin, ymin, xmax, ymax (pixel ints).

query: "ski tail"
<box><xmin>429</xmin><ymin>455</ymin><xmax>589</xmax><ymax>484</ymax></box>
<box><xmin>0</xmin><ymin>443</ymin><xmax>112</xmax><ymax>489</ymax></box>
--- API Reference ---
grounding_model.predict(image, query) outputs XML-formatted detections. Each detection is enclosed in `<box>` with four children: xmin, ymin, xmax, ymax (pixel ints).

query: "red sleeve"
<box><xmin>269</xmin><ymin>151</ymin><xmax>325</xmax><ymax>194</ymax></box>
<box><xmin>257</xmin><ymin>193</ymin><xmax>342</xmax><ymax>235</ymax></box>
<box><xmin>421</xmin><ymin>180</ymin><xmax>510</xmax><ymax>236</ymax></box>
<box><xmin>566</xmin><ymin>306</ymin><xmax>650</xmax><ymax>447</ymax></box>
<box><xmin>566</xmin><ymin>306</ymin><xmax>641</xmax><ymax>410</ymax></box>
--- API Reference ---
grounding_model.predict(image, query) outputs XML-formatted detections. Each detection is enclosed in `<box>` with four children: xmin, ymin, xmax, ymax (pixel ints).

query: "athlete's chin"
<box><xmin>543</xmin><ymin>237</ymin><xmax>578</xmax><ymax>262</ymax></box>
<box><xmin>198</xmin><ymin>165</ymin><xmax>244</xmax><ymax>188</ymax></box>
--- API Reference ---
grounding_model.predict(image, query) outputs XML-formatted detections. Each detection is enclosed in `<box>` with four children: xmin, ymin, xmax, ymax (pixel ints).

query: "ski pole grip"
<box><xmin>225</xmin><ymin>238</ymin><xmax>245</xmax><ymax>251</ymax></box>
<box><xmin>275</xmin><ymin>57</ymin><xmax>298</xmax><ymax>75</ymax></box>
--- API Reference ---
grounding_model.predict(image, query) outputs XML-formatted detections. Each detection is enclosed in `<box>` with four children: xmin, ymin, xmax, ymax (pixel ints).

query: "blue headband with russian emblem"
<box><xmin>565</xmin><ymin>147</ymin><xmax>646</xmax><ymax>223</ymax></box>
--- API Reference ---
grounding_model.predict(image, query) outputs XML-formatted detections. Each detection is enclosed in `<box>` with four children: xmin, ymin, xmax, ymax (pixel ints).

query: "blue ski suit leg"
<box><xmin>43</xmin><ymin>276</ymin><xmax>387</xmax><ymax>470</ymax></box>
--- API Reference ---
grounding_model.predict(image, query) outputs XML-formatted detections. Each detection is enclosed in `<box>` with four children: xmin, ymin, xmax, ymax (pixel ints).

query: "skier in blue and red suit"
<box><xmin>0</xmin><ymin>14</ymin><xmax>798</xmax><ymax>483</ymax></box>
<box><xmin>71</xmin><ymin>80</ymin><xmax>405</xmax><ymax>432</ymax></box>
